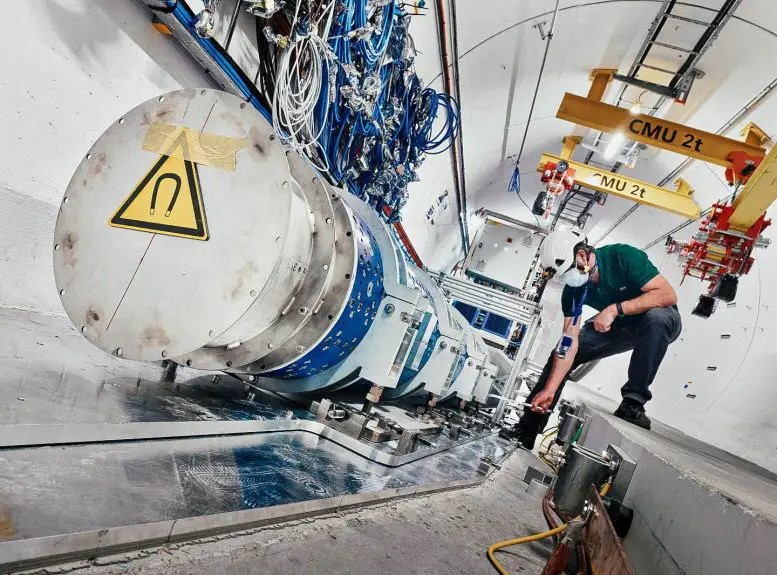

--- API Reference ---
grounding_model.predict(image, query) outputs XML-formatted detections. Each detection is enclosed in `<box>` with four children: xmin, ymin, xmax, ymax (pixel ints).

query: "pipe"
<box><xmin>501</xmin><ymin>25</ymin><xmax>523</xmax><ymax>161</ymax></box>
<box><xmin>492</xmin><ymin>481</ymin><xmax>610</xmax><ymax>575</ymax></box>
<box><xmin>434</xmin><ymin>0</ymin><xmax>469</xmax><ymax>256</ymax></box>
<box><xmin>394</xmin><ymin>221</ymin><xmax>424</xmax><ymax>267</ymax></box>
<box><xmin>514</xmin><ymin>0</ymin><xmax>561</xmax><ymax>166</ymax></box>
<box><xmin>222</xmin><ymin>0</ymin><xmax>243</xmax><ymax>50</ymax></box>
<box><xmin>541</xmin><ymin>489</ymin><xmax>564</xmax><ymax>549</ymax></box>
<box><xmin>380</xmin><ymin>204</ymin><xmax>423</xmax><ymax>267</ymax></box>
<box><xmin>448</xmin><ymin>0</ymin><xmax>469</xmax><ymax>246</ymax></box>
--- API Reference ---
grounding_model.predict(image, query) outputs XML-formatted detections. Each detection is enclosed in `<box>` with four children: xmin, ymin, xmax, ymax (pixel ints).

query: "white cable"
<box><xmin>271</xmin><ymin>2</ymin><xmax>337</xmax><ymax>173</ymax></box>
<box><xmin>273</xmin><ymin>35</ymin><xmax>329</xmax><ymax>171</ymax></box>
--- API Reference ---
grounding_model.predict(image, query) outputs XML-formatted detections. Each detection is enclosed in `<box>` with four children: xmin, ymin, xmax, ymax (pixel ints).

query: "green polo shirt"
<box><xmin>561</xmin><ymin>244</ymin><xmax>659</xmax><ymax>319</ymax></box>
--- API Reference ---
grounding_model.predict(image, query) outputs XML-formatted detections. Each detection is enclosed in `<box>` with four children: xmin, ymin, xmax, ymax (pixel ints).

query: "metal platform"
<box><xmin>0</xmin><ymin>307</ymin><xmax>510</xmax><ymax>571</ymax></box>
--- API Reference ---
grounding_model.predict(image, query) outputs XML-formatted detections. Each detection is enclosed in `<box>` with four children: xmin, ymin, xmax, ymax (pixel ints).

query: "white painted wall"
<box><xmin>0</xmin><ymin>0</ymin><xmax>213</xmax><ymax>314</ymax></box>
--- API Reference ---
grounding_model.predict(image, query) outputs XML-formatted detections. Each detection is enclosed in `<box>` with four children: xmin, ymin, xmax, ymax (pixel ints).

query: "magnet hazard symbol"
<box><xmin>109</xmin><ymin>131</ymin><xmax>208</xmax><ymax>240</ymax></box>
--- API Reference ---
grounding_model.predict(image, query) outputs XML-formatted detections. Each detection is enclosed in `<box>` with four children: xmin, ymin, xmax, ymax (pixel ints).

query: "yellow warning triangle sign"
<box><xmin>109</xmin><ymin>131</ymin><xmax>208</xmax><ymax>240</ymax></box>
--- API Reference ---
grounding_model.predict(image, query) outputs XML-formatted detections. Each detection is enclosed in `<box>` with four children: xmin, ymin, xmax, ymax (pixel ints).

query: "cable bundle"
<box><xmin>250</xmin><ymin>0</ymin><xmax>459</xmax><ymax>219</ymax></box>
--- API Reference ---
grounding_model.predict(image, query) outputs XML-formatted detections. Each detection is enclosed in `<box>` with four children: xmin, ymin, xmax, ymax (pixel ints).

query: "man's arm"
<box><xmin>621</xmin><ymin>274</ymin><xmax>677</xmax><ymax>313</ymax></box>
<box><xmin>530</xmin><ymin>317</ymin><xmax>580</xmax><ymax>412</ymax></box>
<box><xmin>593</xmin><ymin>275</ymin><xmax>677</xmax><ymax>332</ymax></box>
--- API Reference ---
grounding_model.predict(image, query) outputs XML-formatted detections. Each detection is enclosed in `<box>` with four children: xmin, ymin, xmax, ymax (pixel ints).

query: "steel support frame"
<box><xmin>492</xmin><ymin>311</ymin><xmax>542</xmax><ymax>423</ymax></box>
<box><xmin>426</xmin><ymin>267</ymin><xmax>543</xmax><ymax>420</ymax></box>
<box><xmin>433</xmin><ymin>273</ymin><xmax>541</xmax><ymax>326</ymax></box>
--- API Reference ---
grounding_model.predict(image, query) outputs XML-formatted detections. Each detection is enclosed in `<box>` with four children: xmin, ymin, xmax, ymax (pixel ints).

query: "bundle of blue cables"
<box><xmin>312</xmin><ymin>0</ymin><xmax>459</xmax><ymax>219</ymax></box>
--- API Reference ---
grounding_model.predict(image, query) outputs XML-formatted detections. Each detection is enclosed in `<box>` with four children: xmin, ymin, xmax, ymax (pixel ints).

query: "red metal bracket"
<box><xmin>725</xmin><ymin>152</ymin><xmax>763</xmax><ymax>186</ymax></box>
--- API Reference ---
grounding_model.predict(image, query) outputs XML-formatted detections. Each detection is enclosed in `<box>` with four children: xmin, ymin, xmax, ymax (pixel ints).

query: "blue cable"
<box><xmin>310</xmin><ymin>0</ymin><xmax>460</xmax><ymax>216</ymax></box>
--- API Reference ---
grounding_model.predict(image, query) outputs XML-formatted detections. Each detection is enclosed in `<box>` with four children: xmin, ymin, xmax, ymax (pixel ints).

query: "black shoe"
<box><xmin>614</xmin><ymin>399</ymin><xmax>652</xmax><ymax>430</ymax></box>
<box><xmin>509</xmin><ymin>424</ymin><xmax>537</xmax><ymax>450</ymax></box>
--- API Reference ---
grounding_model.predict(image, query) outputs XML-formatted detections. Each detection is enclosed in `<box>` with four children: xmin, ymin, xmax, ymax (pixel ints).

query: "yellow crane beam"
<box><xmin>556</xmin><ymin>93</ymin><xmax>767</xmax><ymax>168</ymax></box>
<box><xmin>586</xmin><ymin>68</ymin><xmax>618</xmax><ymax>102</ymax></box>
<box><xmin>537</xmin><ymin>153</ymin><xmax>701</xmax><ymax>219</ymax></box>
<box><xmin>729</xmin><ymin>139</ymin><xmax>777</xmax><ymax>231</ymax></box>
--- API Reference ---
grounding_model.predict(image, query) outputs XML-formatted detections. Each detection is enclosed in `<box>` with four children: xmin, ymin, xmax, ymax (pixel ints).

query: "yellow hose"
<box><xmin>487</xmin><ymin>524</ymin><xmax>568</xmax><ymax>575</ymax></box>
<box><xmin>538</xmin><ymin>426</ymin><xmax>559</xmax><ymax>451</ymax></box>
<box><xmin>486</xmin><ymin>481</ymin><xmax>612</xmax><ymax>574</ymax></box>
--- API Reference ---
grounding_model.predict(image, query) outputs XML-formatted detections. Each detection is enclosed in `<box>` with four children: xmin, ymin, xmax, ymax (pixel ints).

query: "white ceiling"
<box><xmin>401</xmin><ymin>0</ymin><xmax>777</xmax><ymax>270</ymax></box>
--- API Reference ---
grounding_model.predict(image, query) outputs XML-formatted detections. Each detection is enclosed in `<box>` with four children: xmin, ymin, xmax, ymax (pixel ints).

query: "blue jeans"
<box><xmin>519</xmin><ymin>306</ymin><xmax>681</xmax><ymax>435</ymax></box>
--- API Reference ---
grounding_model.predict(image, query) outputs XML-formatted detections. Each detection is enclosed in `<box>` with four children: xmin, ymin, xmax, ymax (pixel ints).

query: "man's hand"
<box><xmin>531</xmin><ymin>387</ymin><xmax>556</xmax><ymax>413</ymax></box>
<box><xmin>592</xmin><ymin>304</ymin><xmax>618</xmax><ymax>333</ymax></box>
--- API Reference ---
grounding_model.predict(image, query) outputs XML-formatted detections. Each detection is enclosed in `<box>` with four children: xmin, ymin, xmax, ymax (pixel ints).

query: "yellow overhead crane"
<box><xmin>550</xmin><ymin>69</ymin><xmax>777</xmax><ymax>317</ymax></box>
<box><xmin>556</xmin><ymin>69</ymin><xmax>768</xmax><ymax>170</ymax></box>
<box><xmin>536</xmin><ymin>136</ymin><xmax>700</xmax><ymax>218</ymax></box>
<box><xmin>556</xmin><ymin>92</ymin><xmax>767</xmax><ymax>169</ymax></box>
<box><xmin>546</xmin><ymin>69</ymin><xmax>775</xmax><ymax>224</ymax></box>
<box><xmin>726</xmin><ymin>142</ymin><xmax>777</xmax><ymax>231</ymax></box>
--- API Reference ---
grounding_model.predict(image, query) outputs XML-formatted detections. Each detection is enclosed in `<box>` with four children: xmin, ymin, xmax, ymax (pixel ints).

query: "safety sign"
<box><xmin>109</xmin><ymin>130</ymin><xmax>208</xmax><ymax>240</ymax></box>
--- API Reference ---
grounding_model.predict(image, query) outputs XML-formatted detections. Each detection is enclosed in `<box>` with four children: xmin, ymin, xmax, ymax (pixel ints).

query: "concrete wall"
<box><xmin>0</xmin><ymin>0</ymin><xmax>212</xmax><ymax>314</ymax></box>
<box><xmin>580</xmin><ymin>411</ymin><xmax>777</xmax><ymax>575</ymax></box>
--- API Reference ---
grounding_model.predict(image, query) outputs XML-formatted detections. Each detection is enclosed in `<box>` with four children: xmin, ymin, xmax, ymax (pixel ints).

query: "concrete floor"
<box><xmin>42</xmin><ymin>450</ymin><xmax>555</xmax><ymax>575</ymax></box>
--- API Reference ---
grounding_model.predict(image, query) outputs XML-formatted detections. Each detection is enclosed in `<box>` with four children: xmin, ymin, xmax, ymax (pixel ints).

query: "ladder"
<box><xmin>553</xmin><ymin>187</ymin><xmax>601</xmax><ymax>229</ymax></box>
<box><xmin>629</xmin><ymin>0</ymin><xmax>741</xmax><ymax>94</ymax></box>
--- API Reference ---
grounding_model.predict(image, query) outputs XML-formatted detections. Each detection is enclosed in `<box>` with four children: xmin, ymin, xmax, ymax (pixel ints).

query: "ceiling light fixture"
<box><xmin>629</xmin><ymin>90</ymin><xmax>648</xmax><ymax>116</ymax></box>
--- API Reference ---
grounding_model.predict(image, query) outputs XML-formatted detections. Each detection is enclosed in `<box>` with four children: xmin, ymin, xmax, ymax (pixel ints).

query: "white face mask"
<box><xmin>562</xmin><ymin>268</ymin><xmax>589</xmax><ymax>288</ymax></box>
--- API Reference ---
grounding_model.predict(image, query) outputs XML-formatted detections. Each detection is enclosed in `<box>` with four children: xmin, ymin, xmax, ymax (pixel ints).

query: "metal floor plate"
<box><xmin>0</xmin><ymin>431</ymin><xmax>506</xmax><ymax>542</ymax></box>
<box><xmin>0</xmin><ymin>309</ymin><xmax>307</xmax><ymax>426</ymax></box>
<box><xmin>0</xmin><ymin>308</ymin><xmax>508</xmax><ymax>545</ymax></box>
